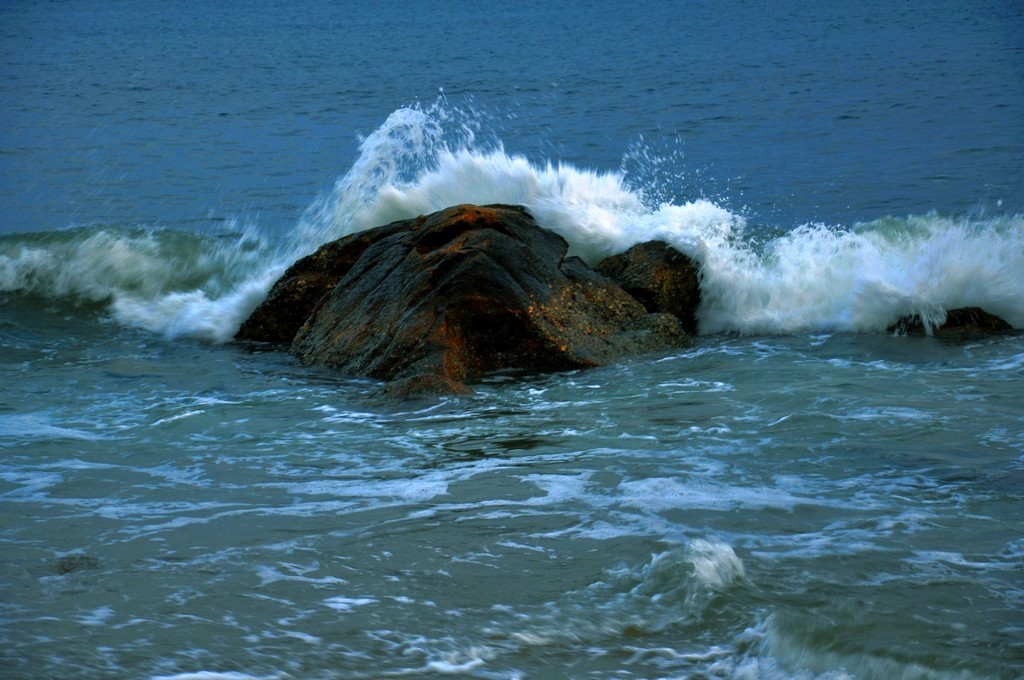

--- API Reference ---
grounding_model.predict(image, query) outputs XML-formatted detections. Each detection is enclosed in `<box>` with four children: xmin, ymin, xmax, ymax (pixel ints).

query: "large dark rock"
<box><xmin>890</xmin><ymin>306</ymin><xmax>1013</xmax><ymax>336</ymax></box>
<box><xmin>596</xmin><ymin>240</ymin><xmax>701</xmax><ymax>333</ymax></box>
<box><xmin>239</xmin><ymin>204</ymin><xmax>690</xmax><ymax>396</ymax></box>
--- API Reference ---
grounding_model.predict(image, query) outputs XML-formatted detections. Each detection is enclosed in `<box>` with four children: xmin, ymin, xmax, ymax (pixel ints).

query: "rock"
<box><xmin>55</xmin><ymin>554</ymin><xmax>100</xmax><ymax>575</ymax></box>
<box><xmin>890</xmin><ymin>307</ymin><xmax>1013</xmax><ymax>336</ymax></box>
<box><xmin>596</xmin><ymin>240</ymin><xmax>701</xmax><ymax>333</ymax></box>
<box><xmin>239</xmin><ymin>204</ymin><xmax>690</xmax><ymax>396</ymax></box>
<box><xmin>235</xmin><ymin>223</ymin><xmax>408</xmax><ymax>344</ymax></box>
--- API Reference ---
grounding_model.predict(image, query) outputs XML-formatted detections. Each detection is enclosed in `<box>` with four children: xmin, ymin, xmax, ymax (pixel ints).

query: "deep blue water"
<box><xmin>3</xmin><ymin>0</ymin><xmax>1022</xmax><ymax>236</ymax></box>
<box><xmin>1</xmin><ymin>2</ymin><xmax>1023</xmax><ymax>679</ymax></box>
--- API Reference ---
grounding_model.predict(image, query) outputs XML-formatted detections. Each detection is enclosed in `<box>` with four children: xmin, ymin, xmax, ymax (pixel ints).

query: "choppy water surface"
<box><xmin>2</xmin><ymin>307</ymin><xmax>1022</xmax><ymax>678</ymax></box>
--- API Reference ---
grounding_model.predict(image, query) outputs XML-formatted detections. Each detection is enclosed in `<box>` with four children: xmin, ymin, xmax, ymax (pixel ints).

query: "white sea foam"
<box><xmin>271</xmin><ymin>474</ymin><xmax>450</xmax><ymax>503</ymax></box>
<box><xmin>110</xmin><ymin>268</ymin><xmax>281</xmax><ymax>343</ymax></box>
<box><xmin>633</xmin><ymin>540</ymin><xmax>747</xmax><ymax>606</ymax></box>
<box><xmin>0</xmin><ymin>229</ymin><xmax>191</xmax><ymax>302</ymax></box>
<box><xmin>149</xmin><ymin>673</ymin><xmax>290</xmax><ymax>680</ymax></box>
<box><xmin>0</xmin><ymin>413</ymin><xmax>104</xmax><ymax>442</ymax></box>
<box><xmin>404</xmin><ymin>540</ymin><xmax>752</xmax><ymax>676</ymax></box>
<box><xmin>256</xmin><ymin>563</ymin><xmax>348</xmax><ymax>587</ymax></box>
<box><xmin>322</xmin><ymin>596</ymin><xmax>378</xmax><ymax>613</ymax></box>
<box><xmin>686</xmin><ymin>538</ymin><xmax>747</xmax><ymax>590</ymax></box>
<box><xmin>77</xmin><ymin>605</ymin><xmax>116</xmax><ymax>626</ymax></box>
<box><xmin>0</xmin><ymin>225</ymin><xmax>276</xmax><ymax>342</ymax></box>
<box><xmin>2</xmin><ymin>103</ymin><xmax>1021</xmax><ymax>340</ymax></box>
<box><xmin>699</xmin><ymin>214</ymin><xmax>1024</xmax><ymax>334</ymax></box>
<box><xmin>617</xmin><ymin>476</ymin><xmax>839</xmax><ymax>512</ymax></box>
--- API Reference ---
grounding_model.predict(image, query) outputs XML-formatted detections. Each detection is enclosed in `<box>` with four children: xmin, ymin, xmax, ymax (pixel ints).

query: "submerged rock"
<box><xmin>890</xmin><ymin>307</ymin><xmax>1013</xmax><ymax>336</ymax></box>
<box><xmin>239</xmin><ymin>204</ymin><xmax>690</xmax><ymax>396</ymax></box>
<box><xmin>55</xmin><ymin>554</ymin><xmax>100</xmax><ymax>575</ymax></box>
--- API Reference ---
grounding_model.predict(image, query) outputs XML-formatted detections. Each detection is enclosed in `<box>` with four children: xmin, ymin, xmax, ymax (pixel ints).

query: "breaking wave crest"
<box><xmin>0</xmin><ymin>225</ymin><xmax>279</xmax><ymax>342</ymax></box>
<box><xmin>1</xmin><ymin>101</ymin><xmax>1021</xmax><ymax>340</ymax></box>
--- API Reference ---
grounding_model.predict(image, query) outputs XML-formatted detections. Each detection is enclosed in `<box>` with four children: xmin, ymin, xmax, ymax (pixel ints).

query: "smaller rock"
<box><xmin>890</xmin><ymin>307</ymin><xmax>1013</xmax><ymax>336</ymax></box>
<box><xmin>596</xmin><ymin>241</ymin><xmax>701</xmax><ymax>333</ymax></box>
<box><xmin>55</xmin><ymin>554</ymin><xmax>100</xmax><ymax>575</ymax></box>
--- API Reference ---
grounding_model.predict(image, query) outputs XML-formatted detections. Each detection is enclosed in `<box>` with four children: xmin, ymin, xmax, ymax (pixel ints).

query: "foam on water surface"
<box><xmin>0</xmin><ymin>413</ymin><xmax>106</xmax><ymax>443</ymax></box>
<box><xmin>150</xmin><ymin>673</ymin><xmax>290</xmax><ymax>680</ymax></box>
<box><xmin>3</xmin><ymin>337</ymin><xmax>1019</xmax><ymax>678</ymax></box>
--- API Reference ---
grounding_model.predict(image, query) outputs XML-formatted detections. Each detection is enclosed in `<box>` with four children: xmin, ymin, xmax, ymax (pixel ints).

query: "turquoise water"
<box><xmin>1</xmin><ymin>1</ymin><xmax>1023</xmax><ymax>678</ymax></box>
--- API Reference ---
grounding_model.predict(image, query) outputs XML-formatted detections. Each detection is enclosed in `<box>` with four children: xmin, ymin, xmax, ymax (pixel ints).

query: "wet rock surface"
<box><xmin>235</xmin><ymin>223</ymin><xmax>408</xmax><ymax>345</ymax></box>
<box><xmin>890</xmin><ymin>306</ymin><xmax>1013</xmax><ymax>336</ymax></box>
<box><xmin>238</xmin><ymin>204</ymin><xmax>695</xmax><ymax>396</ymax></box>
<box><xmin>596</xmin><ymin>240</ymin><xmax>702</xmax><ymax>334</ymax></box>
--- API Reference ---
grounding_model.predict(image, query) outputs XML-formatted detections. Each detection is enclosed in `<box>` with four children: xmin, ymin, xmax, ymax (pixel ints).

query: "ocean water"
<box><xmin>1</xmin><ymin>1</ymin><xmax>1023</xmax><ymax>678</ymax></box>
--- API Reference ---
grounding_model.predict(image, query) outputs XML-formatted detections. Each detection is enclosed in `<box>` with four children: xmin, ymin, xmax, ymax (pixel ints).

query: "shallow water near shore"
<box><xmin>3</xmin><ymin>305</ymin><xmax>1023</xmax><ymax>678</ymax></box>
<box><xmin>2</xmin><ymin>0</ymin><xmax>1023</xmax><ymax>677</ymax></box>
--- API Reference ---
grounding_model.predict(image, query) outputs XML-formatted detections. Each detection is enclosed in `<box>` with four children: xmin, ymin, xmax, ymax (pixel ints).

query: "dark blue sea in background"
<box><xmin>4</xmin><ymin>0</ymin><xmax>1022</xmax><ymax>235</ymax></box>
<box><xmin>1</xmin><ymin>1</ymin><xmax>1023</xmax><ymax>678</ymax></box>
